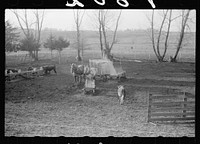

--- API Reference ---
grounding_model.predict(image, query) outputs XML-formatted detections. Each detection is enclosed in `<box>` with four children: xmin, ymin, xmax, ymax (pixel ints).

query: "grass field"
<box><xmin>5</xmin><ymin>44</ymin><xmax>195</xmax><ymax>137</ymax></box>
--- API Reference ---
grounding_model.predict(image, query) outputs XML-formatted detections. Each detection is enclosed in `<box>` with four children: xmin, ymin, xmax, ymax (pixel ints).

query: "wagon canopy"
<box><xmin>89</xmin><ymin>59</ymin><xmax>118</xmax><ymax>76</ymax></box>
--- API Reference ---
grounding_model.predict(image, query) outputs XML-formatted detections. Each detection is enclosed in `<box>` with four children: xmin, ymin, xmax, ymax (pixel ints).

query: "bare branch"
<box><xmin>150</xmin><ymin>10</ymin><xmax>158</xmax><ymax>57</ymax></box>
<box><xmin>110</xmin><ymin>10</ymin><xmax>122</xmax><ymax>50</ymax></box>
<box><xmin>171</xmin><ymin>14</ymin><xmax>182</xmax><ymax>21</ymax></box>
<box><xmin>162</xmin><ymin>10</ymin><xmax>172</xmax><ymax>59</ymax></box>
<box><xmin>11</xmin><ymin>9</ymin><xmax>29</xmax><ymax>38</ymax></box>
<box><xmin>156</xmin><ymin>10</ymin><xmax>168</xmax><ymax>57</ymax></box>
<box><xmin>79</xmin><ymin>10</ymin><xmax>85</xmax><ymax>26</ymax></box>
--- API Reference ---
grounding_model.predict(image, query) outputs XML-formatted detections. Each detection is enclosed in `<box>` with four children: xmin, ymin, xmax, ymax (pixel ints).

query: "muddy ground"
<box><xmin>5</xmin><ymin>59</ymin><xmax>195</xmax><ymax>137</ymax></box>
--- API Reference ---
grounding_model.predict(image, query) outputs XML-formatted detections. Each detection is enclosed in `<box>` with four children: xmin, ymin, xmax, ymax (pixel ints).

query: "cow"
<box><xmin>5</xmin><ymin>68</ymin><xmax>18</xmax><ymax>74</ymax></box>
<box><xmin>117</xmin><ymin>85</ymin><xmax>126</xmax><ymax>105</ymax></box>
<box><xmin>5</xmin><ymin>68</ymin><xmax>21</xmax><ymax>81</ymax></box>
<box><xmin>42</xmin><ymin>65</ymin><xmax>57</xmax><ymax>74</ymax></box>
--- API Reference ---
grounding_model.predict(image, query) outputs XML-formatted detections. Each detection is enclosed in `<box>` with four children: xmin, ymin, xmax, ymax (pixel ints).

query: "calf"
<box><xmin>117</xmin><ymin>85</ymin><xmax>126</xmax><ymax>105</ymax></box>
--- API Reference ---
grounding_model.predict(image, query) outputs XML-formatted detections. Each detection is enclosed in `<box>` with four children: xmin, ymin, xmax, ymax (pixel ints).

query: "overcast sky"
<box><xmin>5</xmin><ymin>9</ymin><xmax>196</xmax><ymax>32</ymax></box>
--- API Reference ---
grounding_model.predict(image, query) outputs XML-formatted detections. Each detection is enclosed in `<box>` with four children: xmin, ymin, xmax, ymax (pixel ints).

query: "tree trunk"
<box><xmin>74</xmin><ymin>10</ymin><xmax>83</xmax><ymax>62</ymax></box>
<box><xmin>156</xmin><ymin>10</ymin><xmax>168</xmax><ymax>62</ymax></box>
<box><xmin>171</xmin><ymin>10</ymin><xmax>190</xmax><ymax>62</ymax></box>
<box><xmin>77</xmin><ymin>29</ymin><xmax>81</xmax><ymax>61</ymax></box>
<box><xmin>103</xmin><ymin>48</ymin><xmax>113</xmax><ymax>61</ymax></box>
<box><xmin>150</xmin><ymin>10</ymin><xmax>159</xmax><ymax>61</ymax></box>
<box><xmin>162</xmin><ymin>10</ymin><xmax>172</xmax><ymax>60</ymax></box>
<box><xmin>35</xmin><ymin>50</ymin><xmax>39</xmax><ymax>61</ymax></box>
<box><xmin>81</xmin><ymin>40</ymin><xmax>84</xmax><ymax>59</ymax></box>
<box><xmin>77</xmin><ymin>29</ymin><xmax>82</xmax><ymax>61</ymax></box>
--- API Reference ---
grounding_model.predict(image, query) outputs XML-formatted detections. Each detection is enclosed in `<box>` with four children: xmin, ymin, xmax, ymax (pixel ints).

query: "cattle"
<box><xmin>117</xmin><ymin>85</ymin><xmax>126</xmax><ymax>105</ymax></box>
<box><xmin>42</xmin><ymin>65</ymin><xmax>57</xmax><ymax>74</ymax></box>
<box><xmin>5</xmin><ymin>68</ymin><xmax>18</xmax><ymax>74</ymax></box>
<box><xmin>5</xmin><ymin>68</ymin><xmax>21</xmax><ymax>81</ymax></box>
<box><xmin>26</xmin><ymin>66</ymin><xmax>39</xmax><ymax>75</ymax></box>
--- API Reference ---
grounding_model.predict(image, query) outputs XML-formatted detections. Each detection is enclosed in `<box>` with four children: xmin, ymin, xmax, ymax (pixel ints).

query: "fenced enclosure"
<box><xmin>148</xmin><ymin>91</ymin><xmax>195</xmax><ymax>123</ymax></box>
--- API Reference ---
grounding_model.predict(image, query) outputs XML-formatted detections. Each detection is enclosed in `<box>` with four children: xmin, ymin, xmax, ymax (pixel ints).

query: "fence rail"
<box><xmin>148</xmin><ymin>92</ymin><xmax>195</xmax><ymax>123</ymax></box>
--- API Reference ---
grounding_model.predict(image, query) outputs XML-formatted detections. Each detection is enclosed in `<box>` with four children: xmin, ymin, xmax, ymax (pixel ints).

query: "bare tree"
<box><xmin>97</xmin><ymin>10</ymin><xmax>122</xmax><ymax>60</ymax></box>
<box><xmin>148</xmin><ymin>10</ymin><xmax>174</xmax><ymax>62</ymax></box>
<box><xmin>147</xmin><ymin>10</ymin><xmax>185</xmax><ymax>62</ymax></box>
<box><xmin>80</xmin><ymin>36</ymin><xmax>89</xmax><ymax>59</ymax></box>
<box><xmin>33</xmin><ymin>10</ymin><xmax>45</xmax><ymax>61</ymax></box>
<box><xmin>73</xmin><ymin>9</ymin><xmax>85</xmax><ymax>61</ymax></box>
<box><xmin>12</xmin><ymin>9</ymin><xmax>44</xmax><ymax>61</ymax></box>
<box><xmin>5</xmin><ymin>20</ymin><xmax>20</xmax><ymax>52</ymax></box>
<box><xmin>170</xmin><ymin>10</ymin><xmax>191</xmax><ymax>62</ymax></box>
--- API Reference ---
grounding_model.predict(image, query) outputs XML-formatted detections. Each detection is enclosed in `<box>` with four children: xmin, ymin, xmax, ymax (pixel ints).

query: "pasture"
<box><xmin>5</xmin><ymin>47</ymin><xmax>195</xmax><ymax>137</ymax></box>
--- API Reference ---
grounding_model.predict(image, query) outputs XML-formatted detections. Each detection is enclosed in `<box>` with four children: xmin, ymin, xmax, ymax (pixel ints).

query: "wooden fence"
<box><xmin>148</xmin><ymin>92</ymin><xmax>195</xmax><ymax>123</ymax></box>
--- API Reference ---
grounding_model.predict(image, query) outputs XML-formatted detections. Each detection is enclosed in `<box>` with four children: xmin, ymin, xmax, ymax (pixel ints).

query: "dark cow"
<box><xmin>42</xmin><ymin>65</ymin><xmax>57</xmax><ymax>74</ymax></box>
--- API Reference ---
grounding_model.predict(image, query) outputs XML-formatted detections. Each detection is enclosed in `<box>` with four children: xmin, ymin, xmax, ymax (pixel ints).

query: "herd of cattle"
<box><xmin>5</xmin><ymin>63</ymin><xmax>126</xmax><ymax>105</ymax></box>
<box><xmin>5</xmin><ymin>65</ymin><xmax>57</xmax><ymax>81</ymax></box>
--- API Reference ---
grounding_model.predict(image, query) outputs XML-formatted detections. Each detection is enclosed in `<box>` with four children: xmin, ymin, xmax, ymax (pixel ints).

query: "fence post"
<box><xmin>148</xmin><ymin>93</ymin><xmax>152</xmax><ymax>122</ymax></box>
<box><xmin>183</xmin><ymin>92</ymin><xmax>187</xmax><ymax>118</ymax></box>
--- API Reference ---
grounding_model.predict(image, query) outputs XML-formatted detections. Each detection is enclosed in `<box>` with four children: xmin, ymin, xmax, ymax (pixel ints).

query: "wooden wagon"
<box><xmin>89</xmin><ymin>59</ymin><xmax>126</xmax><ymax>81</ymax></box>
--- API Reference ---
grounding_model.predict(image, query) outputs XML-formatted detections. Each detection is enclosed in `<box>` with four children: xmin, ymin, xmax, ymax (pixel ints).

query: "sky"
<box><xmin>5</xmin><ymin>9</ymin><xmax>196</xmax><ymax>32</ymax></box>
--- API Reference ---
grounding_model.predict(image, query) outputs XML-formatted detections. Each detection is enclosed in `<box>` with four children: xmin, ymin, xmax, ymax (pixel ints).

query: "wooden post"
<box><xmin>148</xmin><ymin>93</ymin><xmax>152</xmax><ymax>122</ymax></box>
<box><xmin>183</xmin><ymin>92</ymin><xmax>187</xmax><ymax>118</ymax></box>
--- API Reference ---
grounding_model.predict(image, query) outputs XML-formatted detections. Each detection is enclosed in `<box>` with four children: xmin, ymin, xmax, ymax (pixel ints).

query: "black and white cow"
<box><xmin>5</xmin><ymin>68</ymin><xmax>19</xmax><ymax>74</ymax></box>
<box><xmin>5</xmin><ymin>68</ymin><xmax>21</xmax><ymax>81</ymax></box>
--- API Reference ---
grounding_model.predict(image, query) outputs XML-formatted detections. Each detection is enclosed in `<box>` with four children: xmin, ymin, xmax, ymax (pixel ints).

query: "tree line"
<box><xmin>5</xmin><ymin>9</ymin><xmax>195</xmax><ymax>63</ymax></box>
